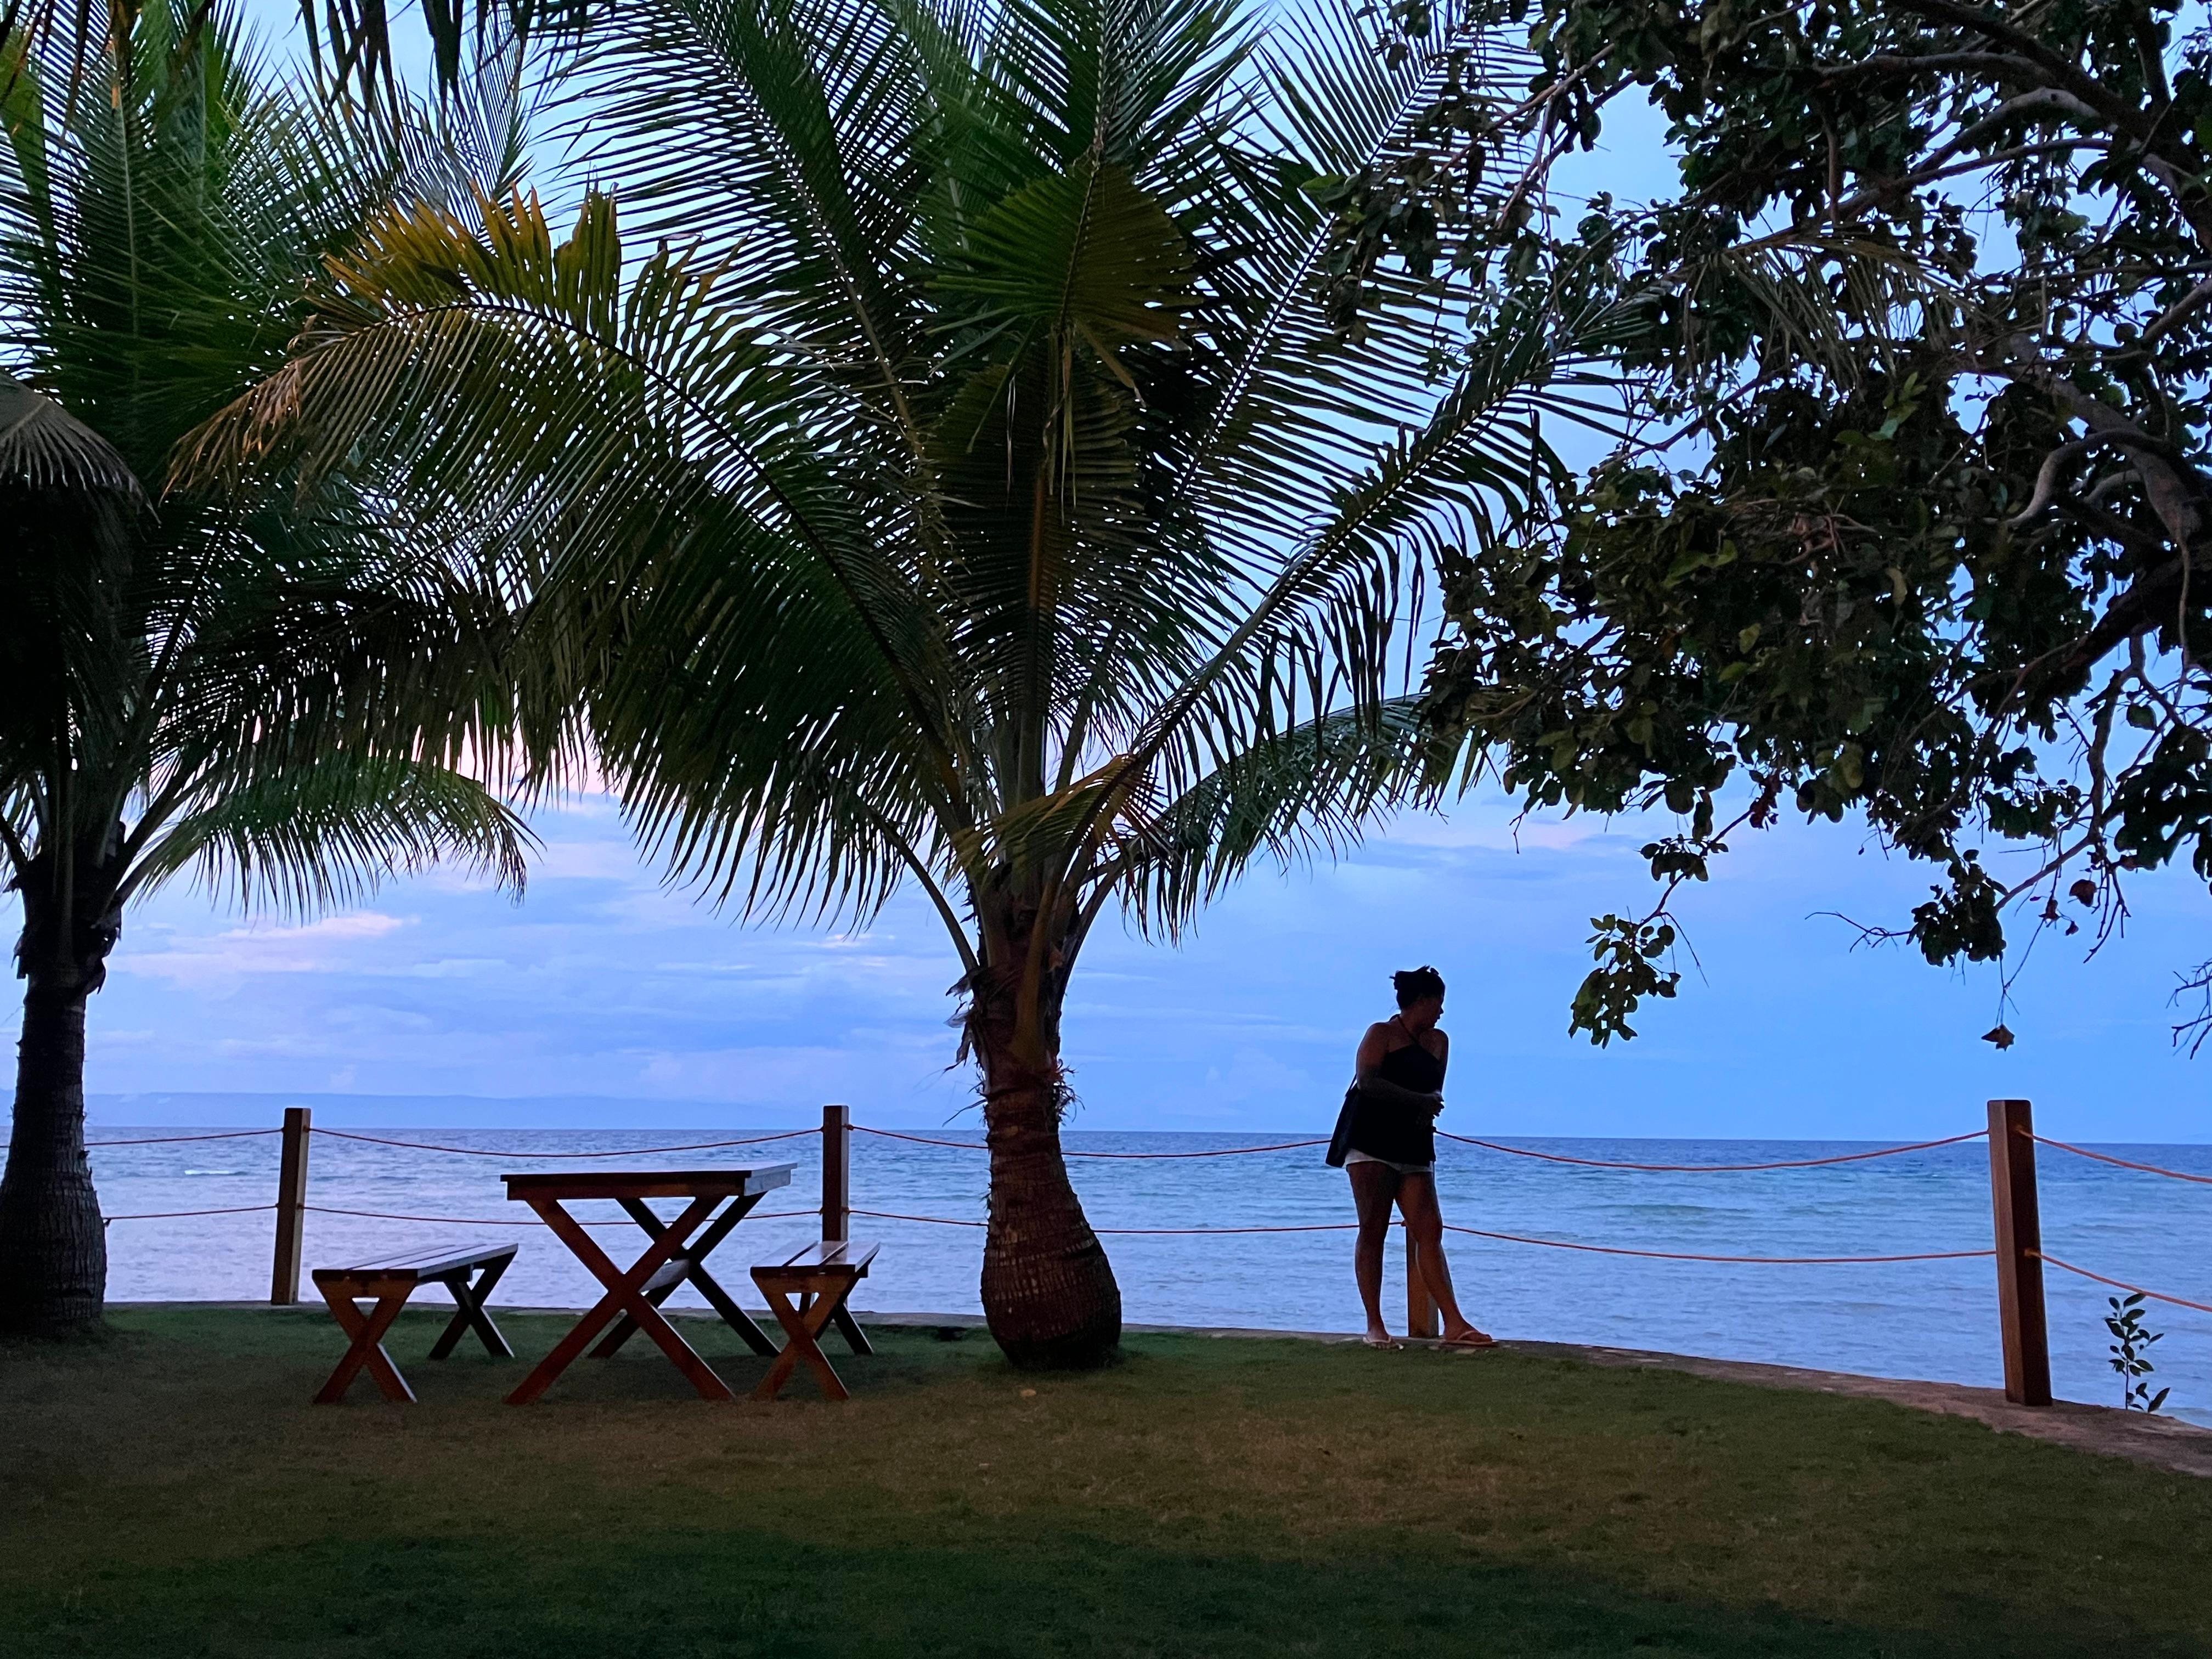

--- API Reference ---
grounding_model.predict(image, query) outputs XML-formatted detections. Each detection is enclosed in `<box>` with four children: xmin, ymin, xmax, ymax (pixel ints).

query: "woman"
<box><xmin>1328</xmin><ymin>966</ymin><xmax>1494</xmax><ymax>1349</ymax></box>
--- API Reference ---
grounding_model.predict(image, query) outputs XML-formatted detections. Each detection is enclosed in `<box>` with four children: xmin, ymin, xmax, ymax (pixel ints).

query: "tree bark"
<box><xmin>970</xmin><ymin>943</ymin><xmax>1121</xmax><ymax>1369</ymax></box>
<box><xmin>0</xmin><ymin>867</ymin><xmax>122</xmax><ymax>1338</ymax></box>
<box><xmin>0</xmin><ymin>963</ymin><xmax>106</xmax><ymax>1335</ymax></box>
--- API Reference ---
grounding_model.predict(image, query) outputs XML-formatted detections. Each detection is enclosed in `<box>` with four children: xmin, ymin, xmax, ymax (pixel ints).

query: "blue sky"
<box><xmin>54</xmin><ymin>3</ymin><xmax>2212</xmax><ymax>1141</ymax></box>
<box><xmin>81</xmin><ymin>787</ymin><xmax>2212</xmax><ymax>1140</ymax></box>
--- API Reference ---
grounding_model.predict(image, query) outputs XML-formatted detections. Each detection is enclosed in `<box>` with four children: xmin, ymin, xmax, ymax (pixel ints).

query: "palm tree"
<box><xmin>190</xmin><ymin>0</ymin><xmax>1571</xmax><ymax>1366</ymax></box>
<box><xmin>0</xmin><ymin>2</ymin><xmax>534</xmax><ymax>1335</ymax></box>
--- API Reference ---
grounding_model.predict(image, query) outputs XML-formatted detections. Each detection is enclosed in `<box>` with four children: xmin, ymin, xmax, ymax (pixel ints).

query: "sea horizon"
<box><xmin>85</xmin><ymin>1090</ymin><xmax>2212</xmax><ymax>1144</ymax></box>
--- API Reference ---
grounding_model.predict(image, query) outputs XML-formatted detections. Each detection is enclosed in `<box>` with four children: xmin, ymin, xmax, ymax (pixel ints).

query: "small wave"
<box><xmin>182</xmin><ymin>1169</ymin><xmax>245</xmax><ymax>1177</ymax></box>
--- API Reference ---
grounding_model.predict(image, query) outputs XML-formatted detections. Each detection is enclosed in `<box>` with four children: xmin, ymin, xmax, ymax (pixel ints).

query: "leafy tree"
<box><xmin>1322</xmin><ymin>0</ymin><xmax>2212</xmax><ymax>1046</ymax></box>
<box><xmin>194</xmin><ymin>0</ymin><xmax>1579</xmax><ymax>1366</ymax></box>
<box><xmin>0</xmin><ymin>2</ymin><xmax>532</xmax><ymax>1335</ymax></box>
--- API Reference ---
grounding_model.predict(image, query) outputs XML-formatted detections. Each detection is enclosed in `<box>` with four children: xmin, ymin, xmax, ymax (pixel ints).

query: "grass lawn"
<box><xmin>3</xmin><ymin>1307</ymin><xmax>2208</xmax><ymax>1657</ymax></box>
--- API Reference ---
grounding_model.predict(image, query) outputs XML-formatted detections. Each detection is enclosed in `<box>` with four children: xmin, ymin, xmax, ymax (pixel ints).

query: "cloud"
<box><xmin>532</xmin><ymin>837</ymin><xmax>652</xmax><ymax>882</ymax></box>
<box><xmin>120</xmin><ymin>911</ymin><xmax>411</xmax><ymax>985</ymax></box>
<box><xmin>235</xmin><ymin>912</ymin><xmax>409</xmax><ymax>942</ymax></box>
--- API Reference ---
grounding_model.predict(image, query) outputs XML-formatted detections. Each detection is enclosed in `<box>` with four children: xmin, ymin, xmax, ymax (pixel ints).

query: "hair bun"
<box><xmin>1391</xmin><ymin>965</ymin><xmax>1446</xmax><ymax>1007</ymax></box>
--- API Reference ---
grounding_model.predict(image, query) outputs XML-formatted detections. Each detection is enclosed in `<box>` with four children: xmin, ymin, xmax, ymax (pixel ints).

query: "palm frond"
<box><xmin>131</xmin><ymin>750</ymin><xmax>533</xmax><ymax>916</ymax></box>
<box><xmin>1113</xmin><ymin>695</ymin><xmax>1423</xmax><ymax>943</ymax></box>
<box><xmin>0</xmin><ymin>370</ymin><xmax>142</xmax><ymax>496</ymax></box>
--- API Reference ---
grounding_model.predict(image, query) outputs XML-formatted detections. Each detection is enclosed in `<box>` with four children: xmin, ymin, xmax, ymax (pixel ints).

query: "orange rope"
<box><xmin>852</xmin><ymin>1127</ymin><xmax>1329</xmax><ymax>1158</ymax></box>
<box><xmin>88</xmin><ymin>1130</ymin><xmax>283</xmax><ymax>1147</ymax></box>
<box><xmin>851</xmin><ymin>1209</ymin><xmax>1359</xmax><ymax>1234</ymax></box>
<box><xmin>312</xmin><ymin>1127</ymin><xmax>820</xmax><ymax>1158</ymax></box>
<box><xmin>1433</xmin><ymin>1130</ymin><xmax>1988</xmax><ymax>1171</ymax></box>
<box><xmin>304</xmin><ymin>1204</ymin><xmax>819</xmax><ymax>1228</ymax></box>
<box><xmin>1101</xmin><ymin>1222</ymin><xmax>1358</xmax><ymax>1234</ymax></box>
<box><xmin>848</xmin><ymin>1207</ymin><xmax>1989</xmax><ymax>1259</ymax></box>
<box><xmin>851</xmin><ymin>1207</ymin><xmax>986</xmax><ymax>1227</ymax></box>
<box><xmin>1068</xmin><ymin>1137</ymin><xmax>1329</xmax><ymax>1159</ymax></box>
<box><xmin>2024</xmin><ymin>1134</ymin><xmax>2212</xmax><ymax>1186</ymax></box>
<box><xmin>1444</xmin><ymin>1223</ymin><xmax>1994</xmax><ymax>1265</ymax></box>
<box><xmin>103</xmin><ymin>1204</ymin><xmax>277</xmax><ymax>1220</ymax></box>
<box><xmin>2031</xmin><ymin>1251</ymin><xmax>2212</xmax><ymax>1315</ymax></box>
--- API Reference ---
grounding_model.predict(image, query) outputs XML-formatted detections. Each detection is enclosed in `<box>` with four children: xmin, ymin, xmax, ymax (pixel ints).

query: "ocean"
<box><xmin>87</xmin><ymin>1124</ymin><xmax>2212</xmax><ymax>1425</ymax></box>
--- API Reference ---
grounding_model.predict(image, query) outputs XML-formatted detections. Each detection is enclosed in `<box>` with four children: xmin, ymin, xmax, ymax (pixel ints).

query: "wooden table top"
<box><xmin>502</xmin><ymin>1165</ymin><xmax>795</xmax><ymax>1201</ymax></box>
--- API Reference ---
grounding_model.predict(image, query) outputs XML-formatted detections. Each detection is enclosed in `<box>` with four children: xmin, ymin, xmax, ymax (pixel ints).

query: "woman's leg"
<box><xmin>1396</xmin><ymin>1174</ymin><xmax>1491</xmax><ymax>1343</ymax></box>
<box><xmin>1348</xmin><ymin>1162</ymin><xmax>1400</xmax><ymax>1343</ymax></box>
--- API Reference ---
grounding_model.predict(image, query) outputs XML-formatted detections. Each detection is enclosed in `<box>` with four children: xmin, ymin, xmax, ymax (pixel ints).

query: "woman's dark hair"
<box><xmin>1392</xmin><ymin>966</ymin><xmax>1445</xmax><ymax>1008</ymax></box>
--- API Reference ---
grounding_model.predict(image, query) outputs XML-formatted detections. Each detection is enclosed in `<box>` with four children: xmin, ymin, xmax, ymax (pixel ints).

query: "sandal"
<box><xmin>1438</xmin><ymin>1329</ymin><xmax>1497</xmax><ymax>1350</ymax></box>
<box><xmin>1362</xmin><ymin>1335</ymin><xmax>1404</xmax><ymax>1351</ymax></box>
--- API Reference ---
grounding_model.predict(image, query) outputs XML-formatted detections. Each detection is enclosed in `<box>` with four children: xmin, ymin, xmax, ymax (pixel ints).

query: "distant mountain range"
<box><xmin>87</xmin><ymin>1091</ymin><xmax>831</xmax><ymax>1131</ymax></box>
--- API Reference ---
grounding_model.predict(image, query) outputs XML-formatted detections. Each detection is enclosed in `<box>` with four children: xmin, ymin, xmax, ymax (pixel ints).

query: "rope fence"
<box><xmin>89</xmin><ymin>1121</ymin><xmax>1999</xmax><ymax>1171</ymax></box>
<box><xmin>2024</xmin><ymin>1132</ymin><xmax>2212</xmax><ymax>1187</ymax></box>
<box><xmin>2032</xmin><ymin>1251</ymin><xmax>2212</xmax><ymax>1317</ymax></box>
<box><xmin>301</xmin><ymin>1204</ymin><xmax>820</xmax><ymax>1228</ymax></box>
<box><xmin>853</xmin><ymin>1208</ymin><xmax>1995</xmax><ymax>1260</ymax></box>
<box><xmin>309</xmin><ymin>1127</ymin><xmax>823</xmax><ymax>1158</ymax></box>
<box><xmin>1434</xmin><ymin>1129</ymin><xmax>1989</xmax><ymax>1171</ymax></box>
<box><xmin>83</xmin><ymin>1101</ymin><xmax>2210</xmax><ymax>1409</ymax></box>
<box><xmin>851</xmin><ymin>1126</ymin><xmax>1331</xmax><ymax>1158</ymax></box>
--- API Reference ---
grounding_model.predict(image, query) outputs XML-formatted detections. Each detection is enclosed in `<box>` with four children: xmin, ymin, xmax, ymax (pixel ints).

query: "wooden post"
<box><xmin>1406</xmin><ymin>1232</ymin><xmax>1438</xmax><ymax>1339</ymax></box>
<box><xmin>1988</xmin><ymin>1098</ymin><xmax>2051</xmax><ymax>1407</ymax></box>
<box><xmin>270</xmin><ymin>1105</ymin><xmax>311</xmax><ymax>1305</ymax></box>
<box><xmin>821</xmin><ymin>1104</ymin><xmax>850</xmax><ymax>1243</ymax></box>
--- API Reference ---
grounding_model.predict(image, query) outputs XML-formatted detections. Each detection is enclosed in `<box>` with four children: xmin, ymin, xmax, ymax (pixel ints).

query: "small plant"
<box><xmin>2105</xmin><ymin>1293</ymin><xmax>2170</xmax><ymax>1414</ymax></box>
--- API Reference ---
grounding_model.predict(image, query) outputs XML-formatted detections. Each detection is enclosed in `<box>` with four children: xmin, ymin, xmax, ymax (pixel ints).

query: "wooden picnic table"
<box><xmin>501</xmin><ymin>1165</ymin><xmax>795</xmax><ymax>1404</ymax></box>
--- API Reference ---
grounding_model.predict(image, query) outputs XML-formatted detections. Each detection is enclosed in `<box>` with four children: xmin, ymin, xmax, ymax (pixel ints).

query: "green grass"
<box><xmin>3</xmin><ymin>1307</ymin><xmax>2207</xmax><ymax>1657</ymax></box>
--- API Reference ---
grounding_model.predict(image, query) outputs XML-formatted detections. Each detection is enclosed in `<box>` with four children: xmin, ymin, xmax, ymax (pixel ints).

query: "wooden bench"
<box><xmin>310</xmin><ymin>1241</ymin><xmax>518</xmax><ymax>1404</ymax></box>
<box><xmin>749</xmin><ymin>1240</ymin><xmax>878</xmax><ymax>1401</ymax></box>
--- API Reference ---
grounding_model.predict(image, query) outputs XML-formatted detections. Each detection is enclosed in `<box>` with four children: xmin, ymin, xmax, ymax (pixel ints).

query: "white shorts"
<box><xmin>1344</xmin><ymin>1149</ymin><xmax>1434</xmax><ymax>1176</ymax></box>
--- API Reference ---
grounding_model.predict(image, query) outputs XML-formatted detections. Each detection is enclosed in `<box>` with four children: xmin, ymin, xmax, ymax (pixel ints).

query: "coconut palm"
<box><xmin>189</xmin><ymin>0</ymin><xmax>1575</xmax><ymax>1366</ymax></box>
<box><xmin>0</xmin><ymin>2</ymin><xmax>534</xmax><ymax>1335</ymax></box>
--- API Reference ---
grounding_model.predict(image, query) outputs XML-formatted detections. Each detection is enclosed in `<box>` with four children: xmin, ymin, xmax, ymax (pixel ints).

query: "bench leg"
<box><xmin>831</xmin><ymin>1304</ymin><xmax>873</xmax><ymax>1356</ymax></box>
<box><xmin>315</xmin><ymin>1283</ymin><xmax>416</xmax><ymax>1404</ymax></box>
<box><xmin>429</xmin><ymin>1256</ymin><xmax>514</xmax><ymax>1360</ymax></box>
<box><xmin>752</xmin><ymin>1273</ymin><xmax>859</xmax><ymax>1402</ymax></box>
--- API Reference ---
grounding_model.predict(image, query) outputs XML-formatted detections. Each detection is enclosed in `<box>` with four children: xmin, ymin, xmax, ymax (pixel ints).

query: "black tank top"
<box><xmin>1377</xmin><ymin>1035</ymin><xmax>1445</xmax><ymax>1095</ymax></box>
<box><xmin>1342</xmin><ymin>1028</ymin><xmax>1444</xmax><ymax>1166</ymax></box>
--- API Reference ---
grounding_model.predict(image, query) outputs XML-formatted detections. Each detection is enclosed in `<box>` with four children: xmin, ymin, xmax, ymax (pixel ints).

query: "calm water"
<box><xmin>89</xmin><ymin>1125</ymin><xmax>2212</xmax><ymax>1424</ymax></box>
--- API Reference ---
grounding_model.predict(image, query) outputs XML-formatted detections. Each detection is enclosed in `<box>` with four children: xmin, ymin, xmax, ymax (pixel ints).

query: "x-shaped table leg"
<box><xmin>589</xmin><ymin>1195</ymin><xmax>775</xmax><ymax>1358</ymax></box>
<box><xmin>751</xmin><ymin>1274</ymin><xmax>859</xmax><ymax>1401</ymax></box>
<box><xmin>427</xmin><ymin>1254</ymin><xmax>515</xmax><ymax>1360</ymax></box>
<box><xmin>314</xmin><ymin>1279</ymin><xmax>416</xmax><ymax>1404</ymax></box>
<box><xmin>506</xmin><ymin>1194</ymin><xmax>732</xmax><ymax>1404</ymax></box>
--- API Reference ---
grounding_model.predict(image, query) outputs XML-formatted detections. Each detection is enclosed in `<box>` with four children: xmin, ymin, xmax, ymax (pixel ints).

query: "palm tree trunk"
<box><xmin>0</xmin><ymin>957</ymin><xmax>106</xmax><ymax>1336</ymax></box>
<box><xmin>972</xmin><ymin>946</ymin><xmax>1121</xmax><ymax>1369</ymax></box>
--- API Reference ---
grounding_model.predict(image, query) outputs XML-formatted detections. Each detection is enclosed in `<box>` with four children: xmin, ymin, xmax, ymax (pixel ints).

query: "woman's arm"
<box><xmin>1353</xmin><ymin>1022</ymin><xmax>1442</xmax><ymax>1110</ymax></box>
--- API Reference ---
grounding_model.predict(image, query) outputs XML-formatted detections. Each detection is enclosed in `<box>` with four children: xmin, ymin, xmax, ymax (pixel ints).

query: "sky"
<box><xmin>50</xmin><ymin>2</ymin><xmax>2212</xmax><ymax>1142</ymax></box>
<box><xmin>80</xmin><ymin>786</ymin><xmax>2212</xmax><ymax>1141</ymax></box>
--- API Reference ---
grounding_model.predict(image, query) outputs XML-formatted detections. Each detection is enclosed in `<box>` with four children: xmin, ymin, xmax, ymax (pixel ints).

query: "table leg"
<box><xmin>591</xmin><ymin>1193</ymin><xmax>776</xmax><ymax>1358</ymax></box>
<box><xmin>315</xmin><ymin>1282</ymin><xmax>417</xmax><ymax>1404</ymax></box>
<box><xmin>505</xmin><ymin>1195</ymin><xmax>734</xmax><ymax>1404</ymax></box>
<box><xmin>588</xmin><ymin>1197</ymin><xmax>693</xmax><ymax>1359</ymax></box>
<box><xmin>686</xmin><ymin>1261</ymin><xmax>780</xmax><ymax>1356</ymax></box>
<box><xmin>430</xmin><ymin>1255</ymin><xmax>514</xmax><ymax>1360</ymax></box>
<box><xmin>831</xmin><ymin>1305</ymin><xmax>873</xmax><ymax>1356</ymax></box>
